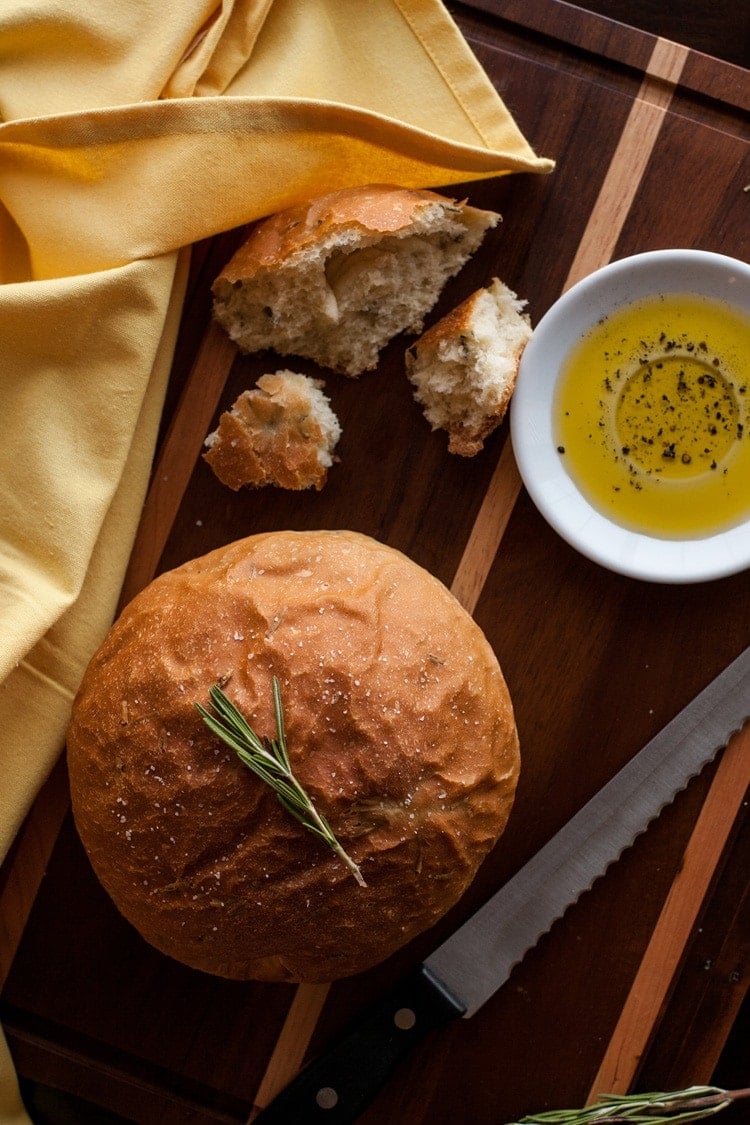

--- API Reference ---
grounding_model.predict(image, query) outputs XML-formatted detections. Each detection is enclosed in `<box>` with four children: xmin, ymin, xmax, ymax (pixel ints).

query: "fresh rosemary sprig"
<box><xmin>195</xmin><ymin>677</ymin><xmax>366</xmax><ymax>887</ymax></box>
<box><xmin>509</xmin><ymin>1085</ymin><xmax>750</xmax><ymax>1124</ymax></box>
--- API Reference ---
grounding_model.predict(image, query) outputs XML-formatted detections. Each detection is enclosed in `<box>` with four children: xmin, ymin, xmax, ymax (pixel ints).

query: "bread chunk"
<box><xmin>406</xmin><ymin>278</ymin><xmax>532</xmax><ymax>455</ymax></box>
<box><xmin>203</xmin><ymin>371</ymin><xmax>341</xmax><ymax>491</ymax></box>
<box><xmin>67</xmin><ymin>530</ymin><xmax>519</xmax><ymax>983</ymax></box>
<box><xmin>212</xmin><ymin>185</ymin><xmax>500</xmax><ymax>377</ymax></box>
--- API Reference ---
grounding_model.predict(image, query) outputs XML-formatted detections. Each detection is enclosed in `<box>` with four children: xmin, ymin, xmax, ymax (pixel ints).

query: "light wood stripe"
<box><xmin>587</xmin><ymin>722</ymin><xmax>750</xmax><ymax>1100</ymax></box>
<box><xmin>0</xmin><ymin>758</ymin><xmax>69</xmax><ymax>988</ymax></box>
<box><xmin>451</xmin><ymin>35</ymin><xmax>690</xmax><ymax>621</ymax></box>
<box><xmin>564</xmin><ymin>38</ymin><xmax>689</xmax><ymax>290</ymax></box>
<box><xmin>119</xmin><ymin>320</ymin><xmax>237</xmax><ymax>608</ymax></box>
<box><xmin>450</xmin><ymin>439</ymin><xmax>522</xmax><ymax>613</ymax></box>
<box><xmin>248</xmin><ymin>36</ymin><xmax>692</xmax><ymax>1115</ymax></box>
<box><xmin>248</xmin><ymin>983</ymin><xmax>331</xmax><ymax>1120</ymax></box>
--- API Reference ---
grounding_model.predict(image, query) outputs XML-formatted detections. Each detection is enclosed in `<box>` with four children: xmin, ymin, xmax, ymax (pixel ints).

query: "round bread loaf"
<box><xmin>67</xmin><ymin>530</ymin><xmax>519</xmax><ymax>982</ymax></box>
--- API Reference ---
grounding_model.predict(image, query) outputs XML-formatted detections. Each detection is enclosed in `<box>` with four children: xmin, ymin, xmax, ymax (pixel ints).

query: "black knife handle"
<box><xmin>254</xmin><ymin>965</ymin><xmax>465</xmax><ymax>1123</ymax></box>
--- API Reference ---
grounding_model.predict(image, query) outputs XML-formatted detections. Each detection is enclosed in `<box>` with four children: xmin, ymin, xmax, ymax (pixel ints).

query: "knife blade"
<box><xmin>254</xmin><ymin>645</ymin><xmax>750</xmax><ymax>1123</ymax></box>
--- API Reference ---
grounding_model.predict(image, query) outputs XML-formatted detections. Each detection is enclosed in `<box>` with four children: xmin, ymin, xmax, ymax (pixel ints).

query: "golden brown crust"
<box><xmin>203</xmin><ymin>372</ymin><xmax>339</xmax><ymax>491</ymax></box>
<box><xmin>416</xmin><ymin>288</ymin><xmax>481</xmax><ymax>344</ymax></box>
<box><xmin>211</xmin><ymin>185</ymin><xmax>500</xmax><ymax>377</ymax></box>
<box><xmin>213</xmin><ymin>185</ymin><xmax>475</xmax><ymax>285</ymax></box>
<box><xmin>412</xmin><ymin>287</ymin><xmax>482</xmax><ymax>353</ymax></box>
<box><xmin>67</xmin><ymin>531</ymin><xmax>519</xmax><ymax>983</ymax></box>
<box><xmin>449</xmin><ymin>422</ymin><xmax>507</xmax><ymax>457</ymax></box>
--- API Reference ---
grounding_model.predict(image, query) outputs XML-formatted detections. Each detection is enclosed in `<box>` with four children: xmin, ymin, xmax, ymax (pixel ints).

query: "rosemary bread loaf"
<box><xmin>406</xmin><ymin>278</ymin><xmax>532</xmax><ymax>456</ymax></box>
<box><xmin>203</xmin><ymin>370</ymin><xmax>341</xmax><ymax>491</ymax></box>
<box><xmin>211</xmin><ymin>184</ymin><xmax>500</xmax><ymax>377</ymax></box>
<box><xmin>67</xmin><ymin>530</ymin><xmax>519</xmax><ymax>983</ymax></box>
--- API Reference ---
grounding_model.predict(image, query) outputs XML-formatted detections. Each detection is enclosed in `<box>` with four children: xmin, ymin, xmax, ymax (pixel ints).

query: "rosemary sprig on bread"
<box><xmin>196</xmin><ymin>677</ymin><xmax>366</xmax><ymax>887</ymax></box>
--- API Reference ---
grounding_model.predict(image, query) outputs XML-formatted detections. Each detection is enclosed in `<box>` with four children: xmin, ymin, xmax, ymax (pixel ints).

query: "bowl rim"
<box><xmin>510</xmin><ymin>248</ymin><xmax>750</xmax><ymax>584</ymax></box>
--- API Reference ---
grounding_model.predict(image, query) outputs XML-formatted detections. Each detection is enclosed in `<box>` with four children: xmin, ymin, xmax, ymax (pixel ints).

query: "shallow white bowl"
<box><xmin>510</xmin><ymin>249</ymin><xmax>750</xmax><ymax>584</ymax></box>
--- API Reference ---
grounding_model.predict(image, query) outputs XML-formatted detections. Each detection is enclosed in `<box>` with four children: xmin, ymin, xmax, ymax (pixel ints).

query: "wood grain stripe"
<box><xmin>0</xmin><ymin>758</ymin><xmax>69</xmax><ymax>988</ymax></box>
<box><xmin>587</xmin><ymin>722</ymin><xmax>750</xmax><ymax>1100</ymax></box>
<box><xmin>248</xmin><ymin>37</ymin><xmax>693</xmax><ymax>1116</ymax></box>
<box><xmin>248</xmin><ymin>984</ymin><xmax>331</xmax><ymax>1119</ymax></box>
<box><xmin>564</xmin><ymin>38</ymin><xmax>689</xmax><ymax>290</ymax></box>
<box><xmin>450</xmin><ymin>440</ymin><xmax>522</xmax><ymax>613</ymax></box>
<box><xmin>119</xmin><ymin>320</ymin><xmax>237</xmax><ymax>608</ymax></box>
<box><xmin>452</xmin><ymin>39</ymin><xmax>690</xmax><ymax>621</ymax></box>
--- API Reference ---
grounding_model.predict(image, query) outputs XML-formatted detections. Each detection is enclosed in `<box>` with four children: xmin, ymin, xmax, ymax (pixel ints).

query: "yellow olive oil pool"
<box><xmin>554</xmin><ymin>294</ymin><xmax>750</xmax><ymax>538</ymax></box>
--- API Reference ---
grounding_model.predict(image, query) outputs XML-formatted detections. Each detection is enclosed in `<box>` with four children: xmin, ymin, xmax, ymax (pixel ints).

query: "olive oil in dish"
<box><xmin>554</xmin><ymin>294</ymin><xmax>750</xmax><ymax>538</ymax></box>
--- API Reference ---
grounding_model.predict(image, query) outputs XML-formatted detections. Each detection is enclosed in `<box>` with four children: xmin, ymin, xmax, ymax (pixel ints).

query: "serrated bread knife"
<box><xmin>255</xmin><ymin>646</ymin><xmax>750</xmax><ymax>1123</ymax></box>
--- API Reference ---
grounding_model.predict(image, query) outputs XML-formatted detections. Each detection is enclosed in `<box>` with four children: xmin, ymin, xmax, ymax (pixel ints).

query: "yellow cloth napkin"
<box><xmin>0</xmin><ymin>1</ymin><xmax>552</xmax><ymax>1118</ymax></box>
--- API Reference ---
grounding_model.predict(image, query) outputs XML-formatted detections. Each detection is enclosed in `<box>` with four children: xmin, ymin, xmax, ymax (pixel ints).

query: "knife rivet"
<box><xmin>316</xmin><ymin>1087</ymin><xmax>339</xmax><ymax>1110</ymax></box>
<box><xmin>394</xmin><ymin>1007</ymin><xmax>416</xmax><ymax>1030</ymax></box>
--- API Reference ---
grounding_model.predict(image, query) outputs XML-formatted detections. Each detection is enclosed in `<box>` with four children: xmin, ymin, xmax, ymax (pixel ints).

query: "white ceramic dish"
<box><xmin>510</xmin><ymin>249</ymin><xmax>750</xmax><ymax>583</ymax></box>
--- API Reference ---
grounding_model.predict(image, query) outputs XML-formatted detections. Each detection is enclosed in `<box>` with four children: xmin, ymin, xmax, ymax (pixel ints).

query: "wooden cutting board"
<box><xmin>2</xmin><ymin>2</ymin><xmax>748</xmax><ymax>1122</ymax></box>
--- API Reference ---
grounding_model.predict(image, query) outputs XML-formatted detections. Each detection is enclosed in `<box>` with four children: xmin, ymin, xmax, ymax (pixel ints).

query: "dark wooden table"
<box><xmin>2</xmin><ymin>2</ymin><xmax>748</xmax><ymax>1123</ymax></box>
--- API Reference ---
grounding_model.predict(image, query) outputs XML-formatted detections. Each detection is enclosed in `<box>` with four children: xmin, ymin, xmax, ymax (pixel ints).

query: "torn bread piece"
<box><xmin>406</xmin><ymin>278</ymin><xmax>532</xmax><ymax>456</ymax></box>
<box><xmin>211</xmin><ymin>184</ymin><xmax>500</xmax><ymax>377</ymax></box>
<box><xmin>203</xmin><ymin>371</ymin><xmax>341</xmax><ymax>491</ymax></box>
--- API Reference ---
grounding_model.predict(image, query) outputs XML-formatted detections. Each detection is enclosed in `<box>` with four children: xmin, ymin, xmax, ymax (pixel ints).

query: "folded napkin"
<box><xmin>0</xmin><ymin>1</ymin><xmax>552</xmax><ymax>1118</ymax></box>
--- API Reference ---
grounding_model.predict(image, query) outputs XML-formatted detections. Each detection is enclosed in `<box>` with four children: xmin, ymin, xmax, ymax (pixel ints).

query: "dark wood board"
<box><xmin>2</xmin><ymin>1</ymin><xmax>749</xmax><ymax>1122</ymax></box>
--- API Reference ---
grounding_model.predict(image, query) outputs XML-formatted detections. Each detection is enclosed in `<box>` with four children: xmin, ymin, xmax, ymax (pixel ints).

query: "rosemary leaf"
<box><xmin>509</xmin><ymin>1086</ymin><xmax>749</xmax><ymax>1125</ymax></box>
<box><xmin>196</xmin><ymin>678</ymin><xmax>366</xmax><ymax>887</ymax></box>
<box><xmin>272</xmin><ymin>678</ymin><xmax>292</xmax><ymax>773</ymax></box>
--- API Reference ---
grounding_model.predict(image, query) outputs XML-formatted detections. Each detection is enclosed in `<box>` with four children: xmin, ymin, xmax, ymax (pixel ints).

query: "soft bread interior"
<box><xmin>407</xmin><ymin>278</ymin><xmax>532</xmax><ymax>455</ymax></box>
<box><xmin>212</xmin><ymin>201</ymin><xmax>497</xmax><ymax>377</ymax></box>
